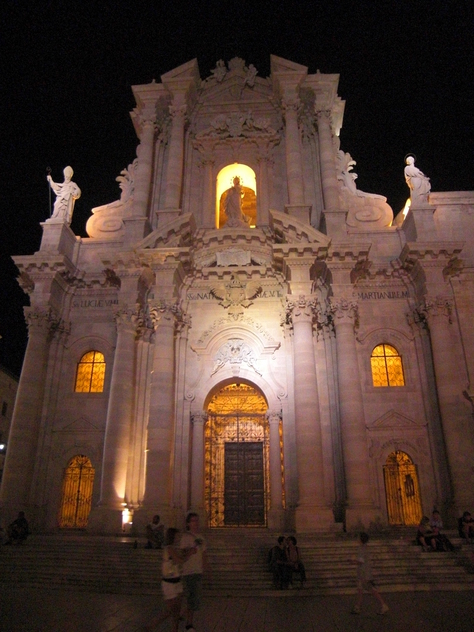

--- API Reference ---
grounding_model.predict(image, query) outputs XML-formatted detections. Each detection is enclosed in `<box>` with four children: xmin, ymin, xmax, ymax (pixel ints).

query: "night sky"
<box><xmin>1</xmin><ymin>1</ymin><xmax>473</xmax><ymax>376</ymax></box>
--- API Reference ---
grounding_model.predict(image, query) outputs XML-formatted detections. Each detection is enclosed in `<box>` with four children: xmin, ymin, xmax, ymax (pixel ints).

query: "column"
<box><xmin>0</xmin><ymin>308</ymin><xmax>53</xmax><ymax>517</ymax></box>
<box><xmin>256</xmin><ymin>147</ymin><xmax>271</xmax><ymax>226</ymax></box>
<box><xmin>329</xmin><ymin>297</ymin><xmax>375</xmax><ymax>525</ymax></box>
<box><xmin>282</xmin><ymin>95</ymin><xmax>305</xmax><ymax>206</ymax></box>
<box><xmin>163</xmin><ymin>102</ymin><xmax>187</xmax><ymax>210</ymax></box>
<box><xmin>422</xmin><ymin>296</ymin><xmax>474</xmax><ymax>510</ymax></box>
<box><xmin>98</xmin><ymin>309</ymin><xmax>139</xmax><ymax>509</ymax></box>
<box><xmin>143</xmin><ymin>304</ymin><xmax>177</xmax><ymax>514</ymax></box>
<box><xmin>316</xmin><ymin>111</ymin><xmax>340</xmax><ymax>211</ymax></box>
<box><xmin>266</xmin><ymin>410</ymin><xmax>284</xmax><ymax>529</ymax></box>
<box><xmin>198</xmin><ymin>148</ymin><xmax>215</xmax><ymax>227</ymax></box>
<box><xmin>132</xmin><ymin>116</ymin><xmax>156</xmax><ymax>218</ymax></box>
<box><xmin>189</xmin><ymin>412</ymin><xmax>206</xmax><ymax>515</ymax></box>
<box><xmin>288</xmin><ymin>296</ymin><xmax>333</xmax><ymax>530</ymax></box>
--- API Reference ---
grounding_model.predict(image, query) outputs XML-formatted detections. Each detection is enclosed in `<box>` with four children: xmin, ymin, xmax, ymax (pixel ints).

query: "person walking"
<box><xmin>180</xmin><ymin>513</ymin><xmax>210</xmax><ymax>632</ymax></box>
<box><xmin>350</xmin><ymin>532</ymin><xmax>389</xmax><ymax>616</ymax></box>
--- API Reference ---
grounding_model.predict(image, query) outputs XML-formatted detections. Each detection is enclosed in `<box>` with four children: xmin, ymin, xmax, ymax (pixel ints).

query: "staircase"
<box><xmin>0</xmin><ymin>530</ymin><xmax>472</xmax><ymax>596</ymax></box>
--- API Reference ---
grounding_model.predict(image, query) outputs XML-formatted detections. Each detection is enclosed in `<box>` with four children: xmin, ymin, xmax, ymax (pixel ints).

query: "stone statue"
<box><xmin>404</xmin><ymin>155</ymin><xmax>431</xmax><ymax>205</ymax></box>
<box><xmin>211</xmin><ymin>60</ymin><xmax>227</xmax><ymax>83</ymax></box>
<box><xmin>47</xmin><ymin>166</ymin><xmax>81</xmax><ymax>224</ymax></box>
<box><xmin>244</xmin><ymin>64</ymin><xmax>257</xmax><ymax>87</ymax></box>
<box><xmin>223</xmin><ymin>177</ymin><xmax>250</xmax><ymax>227</ymax></box>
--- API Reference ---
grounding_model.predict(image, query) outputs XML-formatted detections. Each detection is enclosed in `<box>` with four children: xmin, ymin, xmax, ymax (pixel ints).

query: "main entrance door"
<box><xmin>58</xmin><ymin>455</ymin><xmax>95</xmax><ymax>528</ymax></box>
<box><xmin>224</xmin><ymin>442</ymin><xmax>265</xmax><ymax>525</ymax></box>
<box><xmin>205</xmin><ymin>383</ymin><xmax>269</xmax><ymax>527</ymax></box>
<box><xmin>384</xmin><ymin>450</ymin><xmax>422</xmax><ymax>525</ymax></box>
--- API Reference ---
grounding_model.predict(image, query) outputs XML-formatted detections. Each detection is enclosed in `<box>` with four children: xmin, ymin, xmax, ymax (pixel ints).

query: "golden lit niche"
<box><xmin>216</xmin><ymin>163</ymin><xmax>257</xmax><ymax>228</ymax></box>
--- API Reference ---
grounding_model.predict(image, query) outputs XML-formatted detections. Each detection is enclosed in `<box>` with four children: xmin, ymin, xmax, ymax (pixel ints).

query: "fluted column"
<box><xmin>143</xmin><ymin>304</ymin><xmax>178</xmax><ymax>510</ymax></box>
<box><xmin>190</xmin><ymin>412</ymin><xmax>206</xmax><ymax>514</ymax></box>
<box><xmin>198</xmin><ymin>149</ymin><xmax>215</xmax><ymax>227</ymax></box>
<box><xmin>133</xmin><ymin>116</ymin><xmax>156</xmax><ymax>217</ymax></box>
<box><xmin>287</xmin><ymin>296</ymin><xmax>332</xmax><ymax>529</ymax></box>
<box><xmin>99</xmin><ymin>308</ymin><xmax>139</xmax><ymax>508</ymax></box>
<box><xmin>329</xmin><ymin>297</ymin><xmax>374</xmax><ymax>520</ymax></box>
<box><xmin>282</xmin><ymin>96</ymin><xmax>305</xmax><ymax>206</ymax></box>
<box><xmin>317</xmin><ymin>111</ymin><xmax>340</xmax><ymax>211</ymax></box>
<box><xmin>0</xmin><ymin>308</ymin><xmax>54</xmax><ymax>515</ymax></box>
<box><xmin>422</xmin><ymin>295</ymin><xmax>474</xmax><ymax>510</ymax></box>
<box><xmin>266</xmin><ymin>410</ymin><xmax>283</xmax><ymax>511</ymax></box>
<box><xmin>163</xmin><ymin>102</ymin><xmax>187</xmax><ymax>210</ymax></box>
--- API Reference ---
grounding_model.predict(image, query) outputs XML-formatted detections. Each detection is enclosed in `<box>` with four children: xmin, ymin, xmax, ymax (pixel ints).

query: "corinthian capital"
<box><xmin>191</xmin><ymin>411</ymin><xmax>208</xmax><ymax>425</ymax></box>
<box><xmin>328</xmin><ymin>296</ymin><xmax>359</xmax><ymax>325</ymax></box>
<box><xmin>286</xmin><ymin>295</ymin><xmax>318</xmax><ymax>325</ymax></box>
<box><xmin>265</xmin><ymin>410</ymin><xmax>281</xmax><ymax>425</ymax></box>
<box><xmin>281</xmin><ymin>95</ymin><xmax>300</xmax><ymax>113</ymax></box>
<box><xmin>24</xmin><ymin>307</ymin><xmax>58</xmax><ymax>333</ymax></box>
<box><xmin>114</xmin><ymin>306</ymin><xmax>141</xmax><ymax>333</ymax></box>
<box><xmin>169</xmin><ymin>103</ymin><xmax>187</xmax><ymax>120</ymax></box>
<box><xmin>421</xmin><ymin>295</ymin><xmax>454</xmax><ymax>324</ymax></box>
<box><xmin>148</xmin><ymin>300</ymin><xmax>182</xmax><ymax>330</ymax></box>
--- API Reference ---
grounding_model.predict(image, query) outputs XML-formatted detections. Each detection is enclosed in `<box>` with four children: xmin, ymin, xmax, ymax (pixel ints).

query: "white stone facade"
<box><xmin>1</xmin><ymin>56</ymin><xmax>474</xmax><ymax>534</ymax></box>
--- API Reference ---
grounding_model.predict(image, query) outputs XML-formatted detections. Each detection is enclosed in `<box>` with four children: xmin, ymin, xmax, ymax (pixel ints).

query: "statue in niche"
<box><xmin>404</xmin><ymin>155</ymin><xmax>431</xmax><ymax>205</ymax></box>
<box><xmin>47</xmin><ymin>166</ymin><xmax>81</xmax><ymax>224</ymax></box>
<box><xmin>222</xmin><ymin>177</ymin><xmax>250</xmax><ymax>227</ymax></box>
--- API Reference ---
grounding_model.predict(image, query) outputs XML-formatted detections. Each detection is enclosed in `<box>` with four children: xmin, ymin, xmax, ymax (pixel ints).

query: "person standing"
<box><xmin>350</xmin><ymin>532</ymin><xmax>389</xmax><ymax>615</ymax></box>
<box><xmin>180</xmin><ymin>513</ymin><xmax>209</xmax><ymax>632</ymax></box>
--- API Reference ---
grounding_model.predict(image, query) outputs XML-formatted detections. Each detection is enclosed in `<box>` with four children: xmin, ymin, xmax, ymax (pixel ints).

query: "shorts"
<box><xmin>183</xmin><ymin>573</ymin><xmax>203</xmax><ymax>611</ymax></box>
<box><xmin>357</xmin><ymin>578</ymin><xmax>376</xmax><ymax>591</ymax></box>
<box><xmin>161</xmin><ymin>578</ymin><xmax>183</xmax><ymax>601</ymax></box>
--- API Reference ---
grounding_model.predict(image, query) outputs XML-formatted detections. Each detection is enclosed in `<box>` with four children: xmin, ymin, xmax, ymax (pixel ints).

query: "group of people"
<box><xmin>145</xmin><ymin>512</ymin><xmax>209</xmax><ymax>632</ymax></box>
<box><xmin>268</xmin><ymin>535</ymin><xmax>306</xmax><ymax>590</ymax></box>
<box><xmin>1</xmin><ymin>511</ymin><xmax>29</xmax><ymax>546</ymax></box>
<box><xmin>416</xmin><ymin>510</ymin><xmax>457</xmax><ymax>552</ymax></box>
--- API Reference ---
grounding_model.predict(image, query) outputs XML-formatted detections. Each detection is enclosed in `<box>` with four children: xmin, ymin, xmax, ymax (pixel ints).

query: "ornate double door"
<box><xmin>205</xmin><ymin>383</ymin><xmax>269</xmax><ymax>527</ymax></box>
<box><xmin>383</xmin><ymin>450</ymin><xmax>422</xmax><ymax>525</ymax></box>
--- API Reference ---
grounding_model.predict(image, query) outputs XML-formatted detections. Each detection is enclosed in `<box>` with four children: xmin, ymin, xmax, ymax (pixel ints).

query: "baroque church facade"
<box><xmin>2</xmin><ymin>55</ymin><xmax>474</xmax><ymax>534</ymax></box>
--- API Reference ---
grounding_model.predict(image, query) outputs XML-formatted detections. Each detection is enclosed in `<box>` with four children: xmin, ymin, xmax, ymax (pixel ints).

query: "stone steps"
<box><xmin>0</xmin><ymin>531</ymin><xmax>472</xmax><ymax>596</ymax></box>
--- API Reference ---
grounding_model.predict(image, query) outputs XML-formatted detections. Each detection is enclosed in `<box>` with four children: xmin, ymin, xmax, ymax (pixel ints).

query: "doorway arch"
<box><xmin>383</xmin><ymin>450</ymin><xmax>422</xmax><ymax>525</ymax></box>
<box><xmin>205</xmin><ymin>382</ymin><xmax>269</xmax><ymax>527</ymax></box>
<box><xmin>58</xmin><ymin>455</ymin><xmax>95</xmax><ymax>528</ymax></box>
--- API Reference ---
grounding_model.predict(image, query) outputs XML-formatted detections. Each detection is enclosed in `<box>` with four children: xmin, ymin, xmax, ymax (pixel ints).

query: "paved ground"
<box><xmin>0</xmin><ymin>586</ymin><xmax>473</xmax><ymax>632</ymax></box>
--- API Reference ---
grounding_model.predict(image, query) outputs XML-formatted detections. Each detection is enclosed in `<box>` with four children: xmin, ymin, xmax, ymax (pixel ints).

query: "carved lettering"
<box><xmin>357</xmin><ymin>290</ymin><xmax>408</xmax><ymax>300</ymax></box>
<box><xmin>72</xmin><ymin>299</ymin><xmax>119</xmax><ymax>309</ymax></box>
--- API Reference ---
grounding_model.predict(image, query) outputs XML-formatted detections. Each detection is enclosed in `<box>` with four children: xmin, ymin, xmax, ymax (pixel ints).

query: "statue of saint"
<box><xmin>223</xmin><ymin>177</ymin><xmax>249</xmax><ymax>227</ymax></box>
<box><xmin>47</xmin><ymin>166</ymin><xmax>81</xmax><ymax>224</ymax></box>
<box><xmin>404</xmin><ymin>155</ymin><xmax>431</xmax><ymax>205</ymax></box>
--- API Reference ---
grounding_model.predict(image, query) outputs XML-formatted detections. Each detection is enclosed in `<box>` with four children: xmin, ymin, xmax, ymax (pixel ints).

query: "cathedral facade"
<box><xmin>2</xmin><ymin>55</ymin><xmax>474</xmax><ymax>534</ymax></box>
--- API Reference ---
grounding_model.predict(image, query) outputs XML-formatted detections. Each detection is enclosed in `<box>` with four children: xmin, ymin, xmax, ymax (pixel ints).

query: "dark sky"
<box><xmin>1</xmin><ymin>1</ymin><xmax>473</xmax><ymax>376</ymax></box>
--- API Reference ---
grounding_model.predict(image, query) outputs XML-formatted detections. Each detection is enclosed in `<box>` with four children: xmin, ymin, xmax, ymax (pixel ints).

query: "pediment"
<box><xmin>370</xmin><ymin>410</ymin><xmax>425</xmax><ymax>429</ymax></box>
<box><xmin>161</xmin><ymin>59</ymin><xmax>201</xmax><ymax>92</ymax></box>
<box><xmin>270</xmin><ymin>55</ymin><xmax>308</xmax><ymax>76</ymax></box>
<box><xmin>57</xmin><ymin>416</ymin><xmax>102</xmax><ymax>433</ymax></box>
<box><xmin>137</xmin><ymin>213</ymin><xmax>196</xmax><ymax>249</ymax></box>
<box><xmin>270</xmin><ymin>210</ymin><xmax>331</xmax><ymax>246</ymax></box>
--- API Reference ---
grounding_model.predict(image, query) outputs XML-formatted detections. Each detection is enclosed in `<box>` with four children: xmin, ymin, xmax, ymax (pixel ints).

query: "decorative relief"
<box><xmin>194</xmin><ymin>315</ymin><xmax>279</xmax><ymax>351</ymax></box>
<box><xmin>211</xmin><ymin>339</ymin><xmax>261</xmax><ymax>377</ymax></box>
<box><xmin>195</xmin><ymin>111</ymin><xmax>277</xmax><ymax>140</ymax></box>
<box><xmin>191</xmin><ymin>411</ymin><xmax>208</xmax><ymax>424</ymax></box>
<box><xmin>285</xmin><ymin>295</ymin><xmax>318</xmax><ymax>326</ymax></box>
<box><xmin>210</xmin><ymin>275</ymin><xmax>262</xmax><ymax>320</ymax></box>
<box><xmin>328</xmin><ymin>296</ymin><xmax>359</xmax><ymax>327</ymax></box>
<box><xmin>24</xmin><ymin>306</ymin><xmax>58</xmax><ymax>332</ymax></box>
<box><xmin>265</xmin><ymin>410</ymin><xmax>282</xmax><ymax>424</ymax></box>
<box><xmin>420</xmin><ymin>295</ymin><xmax>454</xmax><ymax>324</ymax></box>
<box><xmin>114</xmin><ymin>307</ymin><xmax>141</xmax><ymax>333</ymax></box>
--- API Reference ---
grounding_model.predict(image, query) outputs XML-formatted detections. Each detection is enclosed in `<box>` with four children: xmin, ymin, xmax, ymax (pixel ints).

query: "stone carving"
<box><xmin>222</xmin><ymin>177</ymin><xmax>250</xmax><ymax>227</ymax></box>
<box><xmin>211</xmin><ymin>339</ymin><xmax>261</xmax><ymax>376</ymax></box>
<box><xmin>196</xmin><ymin>111</ymin><xmax>276</xmax><ymax>140</ymax></box>
<box><xmin>210</xmin><ymin>275</ymin><xmax>262</xmax><ymax>320</ymax></box>
<box><xmin>47</xmin><ymin>166</ymin><xmax>81</xmax><ymax>224</ymax></box>
<box><xmin>244</xmin><ymin>64</ymin><xmax>257</xmax><ymax>87</ymax></box>
<box><xmin>404</xmin><ymin>155</ymin><xmax>431</xmax><ymax>205</ymax></box>
<box><xmin>216</xmin><ymin>248</ymin><xmax>251</xmax><ymax>266</ymax></box>
<box><xmin>211</xmin><ymin>59</ymin><xmax>227</xmax><ymax>82</ymax></box>
<box><xmin>86</xmin><ymin>160</ymin><xmax>137</xmax><ymax>239</ymax></box>
<box><xmin>336</xmin><ymin>150</ymin><xmax>393</xmax><ymax>229</ymax></box>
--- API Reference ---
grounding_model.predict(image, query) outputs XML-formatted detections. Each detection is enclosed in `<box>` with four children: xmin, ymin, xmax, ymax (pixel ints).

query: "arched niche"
<box><xmin>216</xmin><ymin>163</ymin><xmax>257</xmax><ymax>228</ymax></box>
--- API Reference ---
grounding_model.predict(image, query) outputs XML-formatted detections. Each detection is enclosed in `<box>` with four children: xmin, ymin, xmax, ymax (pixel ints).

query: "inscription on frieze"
<box><xmin>357</xmin><ymin>290</ymin><xmax>408</xmax><ymax>301</ymax></box>
<box><xmin>72</xmin><ymin>298</ymin><xmax>119</xmax><ymax>309</ymax></box>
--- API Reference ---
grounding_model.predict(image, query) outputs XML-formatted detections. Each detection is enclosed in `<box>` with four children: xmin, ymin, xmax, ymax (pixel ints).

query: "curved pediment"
<box><xmin>270</xmin><ymin>209</ymin><xmax>331</xmax><ymax>246</ymax></box>
<box><xmin>136</xmin><ymin>213</ymin><xmax>196</xmax><ymax>249</ymax></box>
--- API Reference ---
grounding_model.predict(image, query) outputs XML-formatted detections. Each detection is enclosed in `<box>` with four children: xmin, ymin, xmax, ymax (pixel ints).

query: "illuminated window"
<box><xmin>216</xmin><ymin>164</ymin><xmax>257</xmax><ymax>228</ymax></box>
<box><xmin>74</xmin><ymin>351</ymin><xmax>106</xmax><ymax>393</ymax></box>
<box><xmin>371</xmin><ymin>344</ymin><xmax>405</xmax><ymax>387</ymax></box>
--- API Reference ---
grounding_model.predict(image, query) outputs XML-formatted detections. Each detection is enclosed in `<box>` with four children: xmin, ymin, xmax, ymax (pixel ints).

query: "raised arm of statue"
<box><xmin>47</xmin><ymin>166</ymin><xmax>81</xmax><ymax>224</ymax></box>
<box><xmin>404</xmin><ymin>156</ymin><xmax>430</xmax><ymax>205</ymax></box>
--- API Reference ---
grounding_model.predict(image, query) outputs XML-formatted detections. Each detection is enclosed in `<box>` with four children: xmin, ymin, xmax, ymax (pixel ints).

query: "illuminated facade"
<box><xmin>2</xmin><ymin>56</ymin><xmax>474</xmax><ymax>534</ymax></box>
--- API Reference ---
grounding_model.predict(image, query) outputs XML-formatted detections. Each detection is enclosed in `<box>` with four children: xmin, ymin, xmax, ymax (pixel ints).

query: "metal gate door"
<box><xmin>384</xmin><ymin>451</ymin><xmax>422</xmax><ymax>526</ymax></box>
<box><xmin>224</xmin><ymin>442</ymin><xmax>265</xmax><ymax>526</ymax></box>
<box><xmin>58</xmin><ymin>455</ymin><xmax>95</xmax><ymax>528</ymax></box>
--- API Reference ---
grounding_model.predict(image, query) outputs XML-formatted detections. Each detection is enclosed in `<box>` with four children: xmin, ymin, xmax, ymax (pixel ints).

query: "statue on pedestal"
<box><xmin>47</xmin><ymin>166</ymin><xmax>81</xmax><ymax>224</ymax></box>
<box><xmin>404</xmin><ymin>155</ymin><xmax>431</xmax><ymax>205</ymax></box>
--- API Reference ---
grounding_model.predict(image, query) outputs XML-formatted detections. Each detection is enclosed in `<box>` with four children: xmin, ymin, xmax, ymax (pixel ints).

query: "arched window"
<box><xmin>74</xmin><ymin>351</ymin><xmax>106</xmax><ymax>393</ymax></box>
<box><xmin>216</xmin><ymin>164</ymin><xmax>257</xmax><ymax>228</ymax></box>
<box><xmin>370</xmin><ymin>344</ymin><xmax>405</xmax><ymax>387</ymax></box>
